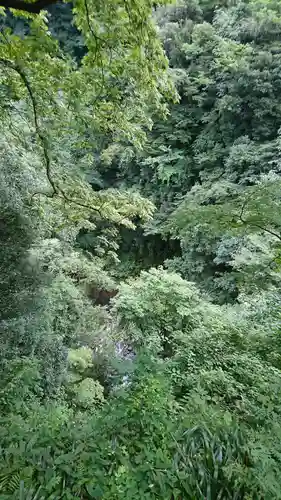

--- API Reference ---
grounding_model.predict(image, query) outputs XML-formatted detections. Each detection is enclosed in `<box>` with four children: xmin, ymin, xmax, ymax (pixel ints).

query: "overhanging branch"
<box><xmin>238</xmin><ymin>196</ymin><xmax>281</xmax><ymax>241</ymax></box>
<box><xmin>0</xmin><ymin>57</ymin><xmax>57</xmax><ymax>196</ymax></box>
<box><xmin>0</xmin><ymin>57</ymin><xmax>102</xmax><ymax>216</ymax></box>
<box><xmin>14</xmin><ymin>64</ymin><xmax>59</xmax><ymax>195</ymax></box>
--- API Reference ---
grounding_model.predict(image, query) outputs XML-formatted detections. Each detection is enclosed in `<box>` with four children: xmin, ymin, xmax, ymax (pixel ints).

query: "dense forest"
<box><xmin>1</xmin><ymin>0</ymin><xmax>281</xmax><ymax>497</ymax></box>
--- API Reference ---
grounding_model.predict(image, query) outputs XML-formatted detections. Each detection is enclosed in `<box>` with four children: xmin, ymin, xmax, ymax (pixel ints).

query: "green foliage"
<box><xmin>113</xmin><ymin>268</ymin><xmax>201</xmax><ymax>353</ymax></box>
<box><xmin>0</xmin><ymin>355</ymin><xmax>258</xmax><ymax>499</ymax></box>
<box><xmin>108</xmin><ymin>0</ymin><xmax>281</xmax><ymax>301</ymax></box>
<box><xmin>2</xmin><ymin>0</ymin><xmax>281</xmax><ymax>498</ymax></box>
<box><xmin>66</xmin><ymin>347</ymin><xmax>105</xmax><ymax>409</ymax></box>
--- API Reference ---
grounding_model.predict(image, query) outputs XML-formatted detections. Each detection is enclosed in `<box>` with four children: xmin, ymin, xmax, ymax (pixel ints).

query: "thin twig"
<box><xmin>58</xmin><ymin>185</ymin><xmax>102</xmax><ymax>216</ymax></box>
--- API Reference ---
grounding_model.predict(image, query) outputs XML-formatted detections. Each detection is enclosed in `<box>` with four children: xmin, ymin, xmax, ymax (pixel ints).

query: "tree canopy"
<box><xmin>1</xmin><ymin>0</ymin><xmax>281</xmax><ymax>498</ymax></box>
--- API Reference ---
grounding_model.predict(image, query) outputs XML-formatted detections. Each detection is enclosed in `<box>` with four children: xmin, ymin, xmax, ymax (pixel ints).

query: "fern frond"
<box><xmin>0</xmin><ymin>471</ymin><xmax>20</xmax><ymax>494</ymax></box>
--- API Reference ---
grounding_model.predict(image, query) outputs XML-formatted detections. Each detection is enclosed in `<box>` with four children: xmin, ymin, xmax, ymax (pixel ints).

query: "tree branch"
<box><xmin>0</xmin><ymin>57</ymin><xmax>103</xmax><ymax>216</ymax></box>
<box><xmin>238</xmin><ymin>196</ymin><xmax>281</xmax><ymax>241</ymax></box>
<box><xmin>0</xmin><ymin>57</ymin><xmax>57</xmax><ymax>196</ymax></box>
<box><xmin>0</xmin><ymin>0</ymin><xmax>58</xmax><ymax>13</ymax></box>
